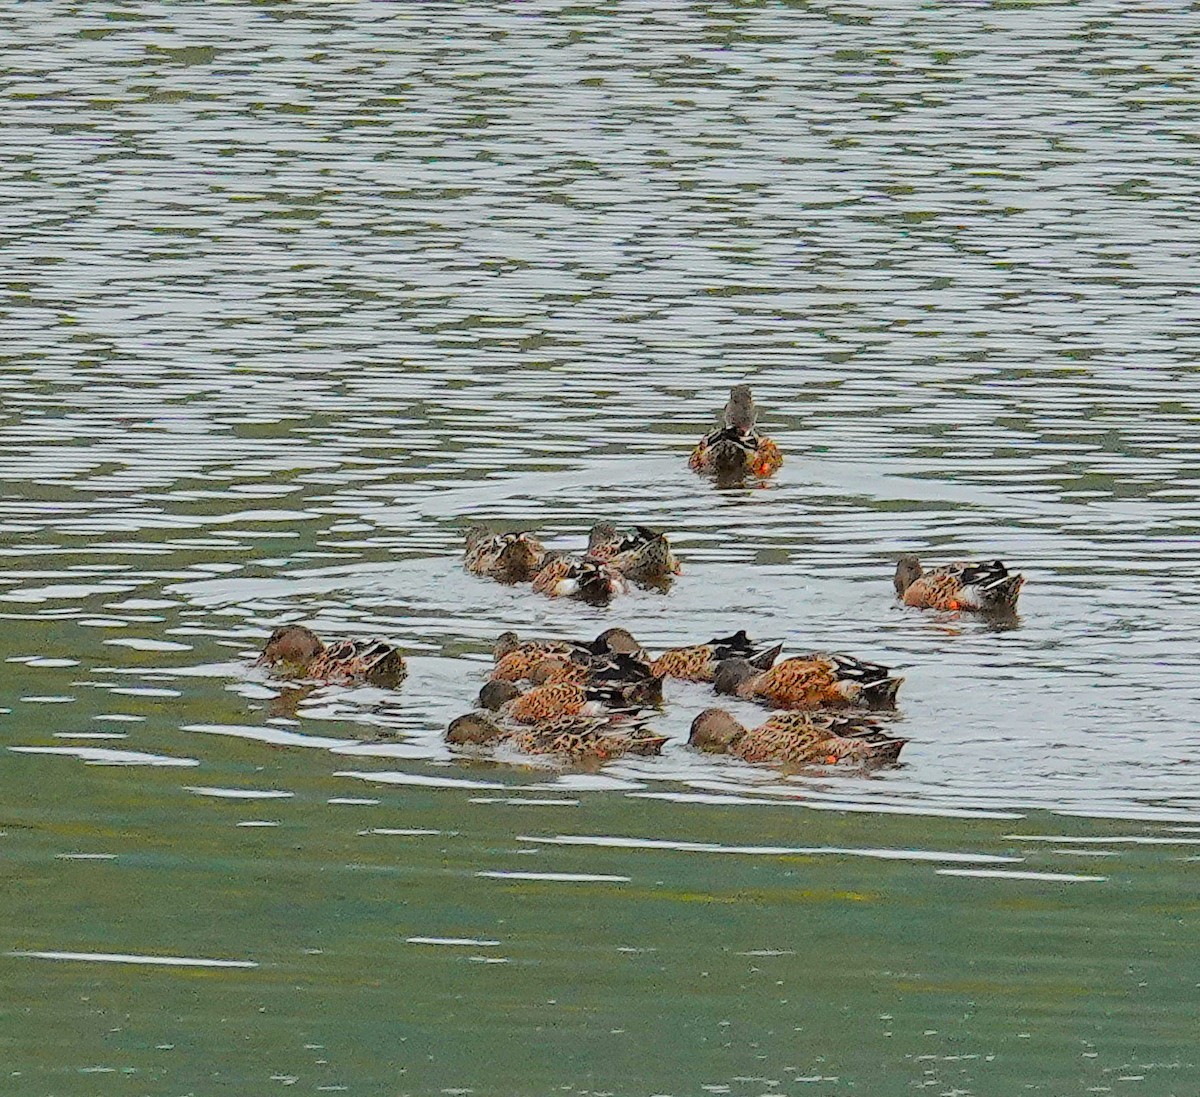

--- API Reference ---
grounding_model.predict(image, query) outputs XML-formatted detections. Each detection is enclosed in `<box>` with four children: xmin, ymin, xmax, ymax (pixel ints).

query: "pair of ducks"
<box><xmin>690</xmin><ymin>386</ymin><xmax>1025</xmax><ymax>614</ymax></box>
<box><xmin>464</xmin><ymin>522</ymin><xmax>681</xmax><ymax>604</ymax></box>
<box><xmin>446</xmin><ymin>627</ymin><xmax>907</xmax><ymax>767</ymax></box>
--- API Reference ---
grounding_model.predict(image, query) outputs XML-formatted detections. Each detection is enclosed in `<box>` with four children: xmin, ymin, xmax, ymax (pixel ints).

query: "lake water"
<box><xmin>2</xmin><ymin>3</ymin><xmax>1199</xmax><ymax>1094</ymax></box>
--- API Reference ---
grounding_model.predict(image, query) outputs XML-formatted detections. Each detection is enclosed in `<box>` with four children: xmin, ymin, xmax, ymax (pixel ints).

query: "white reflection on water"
<box><xmin>9</xmin><ymin>950</ymin><xmax>257</xmax><ymax>969</ymax></box>
<box><xmin>517</xmin><ymin>833</ymin><xmax>1022</xmax><ymax>866</ymax></box>
<box><xmin>9</xmin><ymin>745</ymin><xmax>198</xmax><ymax>767</ymax></box>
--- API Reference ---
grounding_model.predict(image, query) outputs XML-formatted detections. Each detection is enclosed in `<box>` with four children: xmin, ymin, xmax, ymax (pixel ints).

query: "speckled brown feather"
<box><xmin>307</xmin><ymin>639</ymin><xmax>407</xmax><ymax>687</ymax></box>
<box><xmin>510</xmin><ymin>719</ymin><xmax>669</xmax><ymax>760</ymax></box>
<box><xmin>503</xmin><ymin>682</ymin><xmax>592</xmax><ymax>723</ymax></box>
<box><xmin>651</xmin><ymin>645</ymin><xmax>723</xmax><ymax>682</ymax></box>
<box><xmin>734</xmin><ymin>654</ymin><xmax>902</xmax><ymax>710</ymax></box>
<box><xmin>734</xmin><ymin>712</ymin><xmax>905</xmax><ymax>766</ymax></box>
<box><xmin>902</xmin><ymin>561</ymin><xmax>1024</xmax><ymax>612</ymax></box>
<box><xmin>750</xmin><ymin>437</ymin><xmax>783</xmax><ymax>478</ymax></box>
<box><xmin>690</xmin><ymin>428</ymin><xmax>782</xmax><ymax>480</ymax></box>
<box><xmin>464</xmin><ymin>531</ymin><xmax>547</xmax><ymax>581</ymax></box>
<box><xmin>490</xmin><ymin>644</ymin><xmax>575</xmax><ymax>681</ymax></box>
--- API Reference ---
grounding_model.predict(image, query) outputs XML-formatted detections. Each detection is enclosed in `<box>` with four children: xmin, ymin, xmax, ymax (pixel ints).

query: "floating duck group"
<box><xmin>257</xmin><ymin>387</ymin><xmax>1026</xmax><ymax>772</ymax></box>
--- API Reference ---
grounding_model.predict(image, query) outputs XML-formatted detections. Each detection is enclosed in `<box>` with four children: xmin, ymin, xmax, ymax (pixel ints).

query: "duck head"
<box><xmin>689</xmin><ymin>708</ymin><xmax>747</xmax><ymax>753</ymax></box>
<box><xmin>446</xmin><ymin>713</ymin><xmax>506</xmax><ymax>746</ymax></box>
<box><xmin>478</xmin><ymin>680</ymin><xmax>522</xmax><ymax>710</ymax></box>
<box><xmin>724</xmin><ymin>385</ymin><xmax>758</xmax><ymax>437</ymax></box>
<box><xmin>712</xmin><ymin>657</ymin><xmax>756</xmax><ymax>696</ymax></box>
<box><xmin>257</xmin><ymin>625</ymin><xmax>324</xmax><ymax>670</ymax></box>
<box><xmin>894</xmin><ymin>554</ymin><xmax>924</xmax><ymax>597</ymax></box>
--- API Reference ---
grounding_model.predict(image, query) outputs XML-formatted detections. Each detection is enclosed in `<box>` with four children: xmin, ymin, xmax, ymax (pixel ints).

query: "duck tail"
<box><xmin>861</xmin><ymin>675</ymin><xmax>904</xmax><ymax>710</ymax></box>
<box><xmin>984</xmin><ymin>572</ymin><xmax>1024</xmax><ymax>610</ymax></box>
<box><xmin>866</xmin><ymin>736</ymin><xmax>908</xmax><ymax>765</ymax></box>
<box><xmin>496</xmin><ymin>536</ymin><xmax>544</xmax><ymax>581</ymax></box>
<box><xmin>748</xmin><ymin>642</ymin><xmax>784</xmax><ymax>671</ymax></box>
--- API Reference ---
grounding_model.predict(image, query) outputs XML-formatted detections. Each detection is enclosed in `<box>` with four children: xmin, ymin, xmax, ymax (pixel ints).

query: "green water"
<box><xmin>5</xmin><ymin>755</ymin><xmax>1197</xmax><ymax>1094</ymax></box>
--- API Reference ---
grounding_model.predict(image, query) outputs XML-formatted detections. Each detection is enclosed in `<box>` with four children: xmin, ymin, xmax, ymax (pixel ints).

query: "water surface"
<box><xmin>2</xmin><ymin>2</ymin><xmax>1198</xmax><ymax>1094</ymax></box>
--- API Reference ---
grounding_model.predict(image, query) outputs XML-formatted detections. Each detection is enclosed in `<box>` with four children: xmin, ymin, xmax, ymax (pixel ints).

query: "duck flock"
<box><xmin>258</xmin><ymin>387</ymin><xmax>1025</xmax><ymax>772</ymax></box>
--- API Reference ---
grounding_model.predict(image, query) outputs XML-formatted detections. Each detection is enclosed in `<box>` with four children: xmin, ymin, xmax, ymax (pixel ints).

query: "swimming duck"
<box><xmin>479</xmin><ymin>673</ymin><xmax>650</xmax><ymax>722</ymax></box>
<box><xmin>689</xmin><ymin>385</ymin><xmax>783</xmax><ymax>480</ymax></box>
<box><xmin>531</xmin><ymin>553</ymin><xmax>628</xmax><ymax>603</ymax></box>
<box><xmin>894</xmin><ymin>555</ymin><xmax>1025</xmax><ymax>612</ymax></box>
<box><xmin>490</xmin><ymin>628</ymin><xmax>644</xmax><ymax>682</ymax></box>
<box><xmin>689</xmin><ymin>708</ymin><xmax>907</xmax><ymax>767</ymax></box>
<box><xmin>256</xmin><ymin>624</ymin><xmax>406</xmax><ymax>687</ymax></box>
<box><xmin>587</xmin><ymin>523</ymin><xmax>682</xmax><ymax>582</ymax></box>
<box><xmin>650</xmin><ymin>630</ymin><xmax>782</xmax><ymax>683</ymax></box>
<box><xmin>464</xmin><ymin>527</ymin><xmax>547</xmax><ymax>582</ymax></box>
<box><xmin>446</xmin><ymin>711</ymin><xmax>668</xmax><ymax>761</ymax></box>
<box><xmin>526</xmin><ymin>651</ymin><xmax>664</xmax><ymax>706</ymax></box>
<box><xmin>713</xmin><ymin>651</ymin><xmax>902</xmax><ymax>710</ymax></box>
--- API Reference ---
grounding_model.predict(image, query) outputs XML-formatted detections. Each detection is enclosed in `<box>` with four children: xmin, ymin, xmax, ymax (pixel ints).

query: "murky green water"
<box><xmin>3</xmin><ymin>3</ymin><xmax>1199</xmax><ymax>1094</ymax></box>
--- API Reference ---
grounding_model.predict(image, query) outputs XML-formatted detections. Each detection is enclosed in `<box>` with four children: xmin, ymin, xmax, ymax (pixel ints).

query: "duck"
<box><xmin>464</xmin><ymin>527</ymin><xmax>547</xmax><ymax>582</ymax></box>
<box><xmin>446</xmin><ymin>711</ymin><xmax>668</xmax><ymax>761</ymax></box>
<box><xmin>713</xmin><ymin>651</ymin><xmax>902</xmax><ymax>710</ymax></box>
<box><xmin>526</xmin><ymin>652</ymin><xmax>664</xmax><ymax>707</ymax></box>
<box><xmin>650</xmin><ymin>630</ymin><xmax>782</xmax><ymax>683</ymax></box>
<box><xmin>689</xmin><ymin>708</ymin><xmax>907</xmax><ymax>767</ymax></box>
<box><xmin>478</xmin><ymin>674</ymin><xmax>650</xmax><ymax>723</ymax></box>
<box><xmin>587</xmin><ymin>522</ymin><xmax>682</xmax><ymax>582</ymax></box>
<box><xmin>255</xmin><ymin>624</ymin><xmax>406</xmax><ymax>687</ymax></box>
<box><xmin>894</xmin><ymin>555</ymin><xmax>1024</xmax><ymax>613</ymax></box>
<box><xmin>531</xmin><ymin>553</ymin><xmax>628</xmax><ymax>603</ymax></box>
<box><xmin>688</xmin><ymin>385</ymin><xmax>783</xmax><ymax>480</ymax></box>
<box><xmin>490</xmin><ymin>628</ymin><xmax>644</xmax><ymax>682</ymax></box>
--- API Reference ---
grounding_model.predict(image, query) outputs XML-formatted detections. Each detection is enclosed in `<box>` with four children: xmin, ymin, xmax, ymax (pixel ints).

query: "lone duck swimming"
<box><xmin>689</xmin><ymin>385</ymin><xmax>783</xmax><ymax>481</ymax></box>
<box><xmin>713</xmin><ymin>651</ymin><xmax>902</xmax><ymax>710</ymax></box>
<box><xmin>894</xmin><ymin>555</ymin><xmax>1024</xmax><ymax>613</ymax></box>
<box><xmin>256</xmin><ymin>624</ymin><xmax>407</xmax><ymax>687</ymax></box>
<box><xmin>689</xmin><ymin>708</ymin><xmax>907</xmax><ymax>767</ymax></box>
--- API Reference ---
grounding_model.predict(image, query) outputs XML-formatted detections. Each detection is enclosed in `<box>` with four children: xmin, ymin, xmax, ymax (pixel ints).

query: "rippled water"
<box><xmin>3</xmin><ymin>3</ymin><xmax>1199</xmax><ymax>1094</ymax></box>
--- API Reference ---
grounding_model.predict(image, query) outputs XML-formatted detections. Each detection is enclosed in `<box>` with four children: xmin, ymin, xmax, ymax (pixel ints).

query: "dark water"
<box><xmin>2</xmin><ymin>3</ymin><xmax>1199</xmax><ymax>1094</ymax></box>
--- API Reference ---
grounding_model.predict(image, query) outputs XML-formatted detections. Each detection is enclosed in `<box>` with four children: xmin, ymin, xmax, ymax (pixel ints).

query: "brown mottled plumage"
<box><xmin>531</xmin><ymin>554</ymin><xmax>628</xmax><ymax>603</ymax></box>
<box><xmin>464</xmin><ymin>527</ymin><xmax>547</xmax><ymax>582</ymax></box>
<box><xmin>688</xmin><ymin>386</ymin><xmax>783</xmax><ymax>480</ymax></box>
<box><xmin>689</xmin><ymin>708</ymin><xmax>906</xmax><ymax>767</ymax></box>
<box><xmin>489</xmin><ymin>629</ymin><xmax>645</xmax><ymax>682</ymax></box>
<box><xmin>713</xmin><ymin>652</ymin><xmax>902</xmax><ymax>710</ymax></box>
<box><xmin>894</xmin><ymin>555</ymin><xmax>1024</xmax><ymax>612</ymax></box>
<box><xmin>446</xmin><ymin>711</ymin><xmax>667</xmax><ymax>761</ymax></box>
<box><xmin>479</xmin><ymin>680</ymin><xmax>597</xmax><ymax>724</ymax></box>
<box><xmin>256</xmin><ymin>625</ymin><xmax>406</xmax><ymax>687</ymax></box>
<box><xmin>588</xmin><ymin>523</ymin><xmax>682</xmax><ymax>581</ymax></box>
<box><xmin>650</xmin><ymin>630</ymin><xmax>782</xmax><ymax>683</ymax></box>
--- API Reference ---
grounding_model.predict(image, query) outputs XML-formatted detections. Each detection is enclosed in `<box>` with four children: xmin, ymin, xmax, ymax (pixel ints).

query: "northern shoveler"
<box><xmin>490</xmin><ymin>628</ymin><xmax>644</xmax><ymax>682</ymax></box>
<box><xmin>479</xmin><ymin>669</ymin><xmax>651</xmax><ymax>721</ymax></box>
<box><xmin>689</xmin><ymin>708</ymin><xmax>907</xmax><ymax>766</ymax></box>
<box><xmin>446</xmin><ymin>711</ymin><xmax>668</xmax><ymax>760</ymax></box>
<box><xmin>894</xmin><ymin>555</ymin><xmax>1024</xmax><ymax>612</ymax></box>
<box><xmin>587</xmin><ymin>523</ymin><xmax>682</xmax><ymax>582</ymax></box>
<box><xmin>689</xmin><ymin>385</ymin><xmax>783</xmax><ymax>480</ymax></box>
<box><xmin>531</xmin><ymin>553</ymin><xmax>628</xmax><ymax>603</ymax></box>
<box><xmin>526</xmin><ymin>651</ymin><xmax>664</xmax><ymax>707</ymax></box>
<box><xmin>650</xmin><ymin>630</ymin><xmax>782</xmax><ymax>683</ymax></box>
<box><xmin>255</xmin><ymin>624</ymin><xmax>406</xmax><ymax>687</ymax></box>
<box><xmin>713</xmin><ymin>651</ymin><xmax>902</xmax><ymax>710</ymax></box>
<box><xmin>464</xmin><ymin>527</ymin><xmax>547</xmax><ymax>582</ymax></box>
